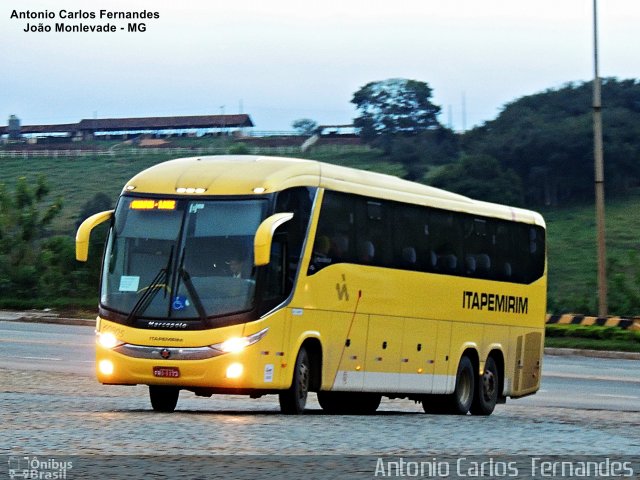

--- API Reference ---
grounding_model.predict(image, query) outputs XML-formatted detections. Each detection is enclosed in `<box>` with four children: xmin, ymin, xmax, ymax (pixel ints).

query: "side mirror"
<box><xmin>253</xmin><ymin>212</ymin><xmax>294</xmax><ymax>266</ymax></box>
<box><xmin>76</xmin><ymin>210</ymin><xmax>114</xmax><ymax>262</ymax></box>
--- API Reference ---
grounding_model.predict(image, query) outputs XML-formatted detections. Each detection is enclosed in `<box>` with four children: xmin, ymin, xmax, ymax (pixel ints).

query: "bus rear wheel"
<box><xmin>423</xmin><ymin>355</ymin><xmax>474</xmax><ymax>415</ymax></box>
<box><xmin>279</xmin><ymin>347</ymin><xmax>310</xmax><ymax>414</ymax></box>
<box><xmin>318</xmin><ymin>392</ymin><xmax>381</xmax><ymax>414</ymax></box>
<box><xmin>149</xmin><ymin>385</ymin><xmax>179</xmax><ymax>412</ymax></box>
<box><xmin>470</xmin><ymin>356</ymin><xmax>499</xmax><ymax>416</ymax></box>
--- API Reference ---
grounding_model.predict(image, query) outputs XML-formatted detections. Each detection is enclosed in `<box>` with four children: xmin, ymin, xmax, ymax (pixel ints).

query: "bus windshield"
<box><xmin>101</xmin><ymin>196</ymin><xmax>268</xmax><ymax>320</ymax></box>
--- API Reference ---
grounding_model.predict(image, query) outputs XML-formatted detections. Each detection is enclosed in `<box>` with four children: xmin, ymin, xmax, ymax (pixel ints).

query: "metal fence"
<box><xmin>0</xmin><ymin>144</ymin><xmax>366</xmax><ymax>159</ymax></box>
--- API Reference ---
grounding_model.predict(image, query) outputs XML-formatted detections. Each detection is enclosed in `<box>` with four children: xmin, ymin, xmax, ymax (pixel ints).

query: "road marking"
<box><xmin>0</xmin><ymin>338</ymin><xmax>91</xmax><ymax>346</ymax></box>
<box><xmin>19</xmin><ymin>356</ymin><xmax>62</xmax><ymax>361</ymax></box>
<box><xmin>594</xmin><ymin>394</ymin><xmax>639</xmax><ymax>400</ymax></box>
<box><xmin>544</xmin><ymin>372</ymin><xmax>640</xmax><ymax>384</ymax></box>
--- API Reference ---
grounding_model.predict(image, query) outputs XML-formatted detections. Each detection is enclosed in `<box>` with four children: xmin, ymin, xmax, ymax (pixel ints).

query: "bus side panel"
<box><xmin>432</xmin><ymin>320</ymin><xmax>453</xmax><ymax>394</ymax></box>
<box><xmin>321</xmin><ymin>311</ymin><xmax>368</xmax><ymax>392</ymax></box>
<box><xmin>399</xmin><ymin>318</ymin><xmax>437</xmax><ymax>393</ymax></box>
<box><xmin>509</xmin><ymin>327</ymin><xmax>543</xmax><ymax>397</ymax></box>
<box><xmin>243</xmin><ymin>311</ymin><xmax>291</xmax><ymax>389</ymax></box>
<box><xmin>363</xmin><ymin>315</ymin><xmax>403</xmax><ymax>392</ymax></box>
<box><xmin>505</xmin><ymin>329</ymin><xmax>544</xmax><ymax>398</ymax></box>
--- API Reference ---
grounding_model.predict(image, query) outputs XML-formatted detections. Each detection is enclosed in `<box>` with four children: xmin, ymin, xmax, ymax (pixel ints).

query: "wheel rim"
<box><xmin>459</xmin><ymin>369</ymin><xmax>473</xmax><ymax>405</ymax></box>
<box><xmin>482</xmin><ymin>368</ymin><xmax>496</xmax><ymax>401</ymax></box>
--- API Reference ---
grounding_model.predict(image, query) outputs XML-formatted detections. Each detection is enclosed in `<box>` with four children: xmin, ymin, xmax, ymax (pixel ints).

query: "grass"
<box><xmin>544</xmin><ymin>324</ymin><xmax>640</xmax><ymax>352</ymax></box>
<box><xmin>542</xmin><ymin>192</ymin><xmax>640</xmax><ymax>315</ymax></box>
<box><xmin>544</xmin><ymin>337</ymin><xmax>640</xmax><ymax>352</ymax></box>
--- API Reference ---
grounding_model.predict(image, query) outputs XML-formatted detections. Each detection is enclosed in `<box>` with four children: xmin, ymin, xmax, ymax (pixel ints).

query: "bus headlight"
<box><xmin>97</xmin><ymin>332</ymin><xmax>124</xmax><ymax>349</ymax></box>
<box><xmin>211</xmin><ymin>328</ymin><xmax>269</xmax><ymax>354</ymax></box>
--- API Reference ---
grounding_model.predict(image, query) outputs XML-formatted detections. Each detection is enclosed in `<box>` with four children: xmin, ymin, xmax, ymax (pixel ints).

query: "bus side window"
<box><xmin>391</xmin><ymin>203</ymin><xmax>427</xmax><ymax>272</ymax></box>
<box><xmin>354</xmin><ymin>198</ymin><xmax>391</xmax><ymax>267</ymax></box>
<box><xmin>527</xmin><ymin>226</ymin><xmax>546</xmax><ymax>283</ymax></box>
<box><xmin>462</xmin><ymin>217</ymin><xmax>492</xmax><ymax>278</ymax></box>
<box><xmin>274</xmin><ymin>187</ymin><xmax>314</xmax><ymax>283</ymax></box>
<box><xmin>308</xmin><ymin>191</ymin><xmax>355</xmax><ymax>274</ymax></box>
<box><xmin>494</xmin><ymin>223</ymin><xmax>515</xmax><ymax>282</ymax></box>
<box><xmin>264</xmin><ymin>238</ymin><xmax>286</xmax><ymax>300</ymax></box>
<box><xmin>430</xmin><ymin>210</ymin><xmax>461</xmax><ymax>274</ymax></box>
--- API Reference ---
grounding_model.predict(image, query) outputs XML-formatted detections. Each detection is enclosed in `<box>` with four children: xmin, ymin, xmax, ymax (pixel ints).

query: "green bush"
<box><xmin>228</xmin><ymin>142</ymin><xmax>250</xmax><ymax>155</ymax></box>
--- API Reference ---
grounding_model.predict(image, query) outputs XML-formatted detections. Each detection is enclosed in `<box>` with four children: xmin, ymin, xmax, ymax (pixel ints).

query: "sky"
<box><xmin>1</xmin><ymin>0</ymin><xmax>639</xmax><ymax>132</ymax></box>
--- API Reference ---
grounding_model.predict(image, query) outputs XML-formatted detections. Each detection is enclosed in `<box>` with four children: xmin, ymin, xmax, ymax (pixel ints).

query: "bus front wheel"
<box><xmin>470</xmin><ymin>356</ymin><xmax>499</xmax><ymax>416</ymax></box>
<box><xmin>279</xmin><ymin>347</ymin><xmax>310</xmax><ymax>414</ymax></box>
<box><xmin>149</xmin><ymin>385</ymin><xmax>179</xmax><ymax>412</ymax></box>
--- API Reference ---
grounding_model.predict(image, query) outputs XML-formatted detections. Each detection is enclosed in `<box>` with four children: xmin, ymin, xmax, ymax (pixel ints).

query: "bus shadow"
<box><xmin>119</xmin><ymin>408</ymin><xmax>418</xmax><ymax>416</ymax></box>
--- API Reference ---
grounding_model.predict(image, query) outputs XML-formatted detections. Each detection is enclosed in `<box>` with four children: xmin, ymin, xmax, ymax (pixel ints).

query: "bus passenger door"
<box><xmin>400</xmin><ymin>318</ymin><xmax>437</xmax><ymax>393</ymax></box>
<box><xmin>364</xmin><ymin>315</ymin><xmax>403</xmax><ymax>392</ymax></box>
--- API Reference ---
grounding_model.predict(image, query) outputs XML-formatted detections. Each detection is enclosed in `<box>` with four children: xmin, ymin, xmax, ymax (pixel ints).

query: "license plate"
<box><xmin>153</xmin><ymin>366</ymin><xmax>180</xmax><ymax>378</ymax></box>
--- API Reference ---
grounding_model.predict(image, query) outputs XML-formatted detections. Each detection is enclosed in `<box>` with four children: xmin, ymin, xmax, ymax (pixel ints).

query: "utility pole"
<box><xmin>592</xmin><ymin>0</ymin><xmax>607</xmax><ymax>317</ymax></box>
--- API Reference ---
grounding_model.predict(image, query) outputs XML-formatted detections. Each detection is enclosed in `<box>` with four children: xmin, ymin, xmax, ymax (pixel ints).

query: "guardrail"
<box><xmin>0</xmin><ymin>144</ymin><xmax>366</xmax><ymax>158</ymax></box>
<box><xmin>546</xmin><ymin>314</ymin><xmax>640</xmax><ymax>330</ymax></box>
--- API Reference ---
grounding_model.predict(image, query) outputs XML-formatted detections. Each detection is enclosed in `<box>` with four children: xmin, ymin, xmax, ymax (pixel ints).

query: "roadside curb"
<box><xmin>544</xmin><ymin>347</ymin><xmax>640</xmax><ymax>360</ymax></box>
<box><xmin>0</xmin><ymin>311</ymin><xmax>94</xmax><ymax>327</ymax></box>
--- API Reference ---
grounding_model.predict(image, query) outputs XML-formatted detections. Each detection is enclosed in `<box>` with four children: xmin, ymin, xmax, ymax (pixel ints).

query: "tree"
<box><xmin>463</xmin><ymin>78</ymin><xmax>640</xmax><ymax>206</ymax></box>
<box><xmin>75</xmin><ymin>192</ymin><xmax>113</xmax><ymax>229</ymax></box>
<box><xmin>291</xmin><ymin>118</ymin><xmax>318</xmax><ymax>136</ymax></box>
<box><xmin>351</xmin><ymin>78</ymin><xmax>442</xmax><ymax>151</ymax></box>
<box><xmin>428</xmin><ymin>154</ymin><xmax>524</xmax><ymax>205</ymax></box>
<box><xmin>0</xmin><ymin>176</ymin><xmax>63</xmax><ymax>298</ymax></box>
<box><xmin>388</xmin><ymin>127</ymin><xmax>460</xmax><ymax>180</ymax></box>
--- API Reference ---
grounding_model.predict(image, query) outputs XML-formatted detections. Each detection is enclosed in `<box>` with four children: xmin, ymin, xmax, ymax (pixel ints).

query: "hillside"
<box><xmin>1</xmin><ymin>147</ymin><xmax>638</xmax><ymax>316</ymax></box>
<box><xmin>0</xmin><ymin>144</ymin><xmax>391</xmax><ymax>234</ymax></box>
<box><xmin>543</xmin><ymin>192</ymin><xmax>640</xmax><ymax>315</ymax></box>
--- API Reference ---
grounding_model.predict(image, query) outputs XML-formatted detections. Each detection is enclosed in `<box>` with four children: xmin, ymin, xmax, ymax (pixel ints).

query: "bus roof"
<box><xmin>124</xmin><ymin>155</ymin><xmax>545</xmax><ymax>227</ymax></box>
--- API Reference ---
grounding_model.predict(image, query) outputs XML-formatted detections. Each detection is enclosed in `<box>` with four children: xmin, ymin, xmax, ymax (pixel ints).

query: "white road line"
<box><xmin>19</xmin><ymin>356</ymin><xmax>62</xmax><ymax>361</ymax></box>
<box><xmin>544</xmin><ymin>372</ymin><xmax>640</xmax><ymax>384</ymax></box>
<box><xmin>593</xmin><ymin>394</ymin><xmax>639</xmax><ymax>400</ymax></box>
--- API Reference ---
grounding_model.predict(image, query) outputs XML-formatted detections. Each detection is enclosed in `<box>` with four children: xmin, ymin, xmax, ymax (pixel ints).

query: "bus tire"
<box><xmin>448</xmin><ymin>355</ymin><xmax>475</xmax><ymax>414</ymax></box>
<box><xmin>425</xmin><ymin>356</ymin><xmax>475</xmax><ymax>415</ymax></box>
<box><xmin>318</xmin><ymin>392</ymin><xmax>381</xmax><ymax>415</ymax></box>
<box><xmin>279</xmin><ymin>347</ymin><xmax>310</xmax><ymax>414</ymax></box>
<box><xmin>470</xmin><ymin>356</ymin><xmax>499</xmax><ymax>416</ymax></box>
<box><xmin>149</xmin><ymin>385</ymin><xmax>179</xmax><ymax>412</ymax></box>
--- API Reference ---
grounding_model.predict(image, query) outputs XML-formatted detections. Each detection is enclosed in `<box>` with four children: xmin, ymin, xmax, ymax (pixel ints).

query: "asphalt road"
<box><xmin>1</xmin><ymin>320</ymin><xmax>639</xmax><ymax>477</ymax></box>
<box><xmin>1</xmin><ymin>320</ymin><xmax>638</xmax><ymax>411</ymax></box>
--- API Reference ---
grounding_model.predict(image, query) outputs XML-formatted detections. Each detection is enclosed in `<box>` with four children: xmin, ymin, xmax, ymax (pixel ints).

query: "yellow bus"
<box><xmin>77</xmin><ymin>155</ymin><xmax>546</xmax><ymax>415</ymax></box>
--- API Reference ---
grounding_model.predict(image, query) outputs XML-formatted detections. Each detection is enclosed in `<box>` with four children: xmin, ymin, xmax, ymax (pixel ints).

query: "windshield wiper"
<box><xmin>172</xmin><ymin>248</ymin><xmax>207</xmax><ymax>321</ymax></box>
<box><xmin>179</xmin><ymin>267</ymin><xmax>207</xmax><ymax>321</ymax></box>
<box><xmin>126</xmin><ymin>246</ymin><xmax>174</xmax><ymax>324</ymax></box>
